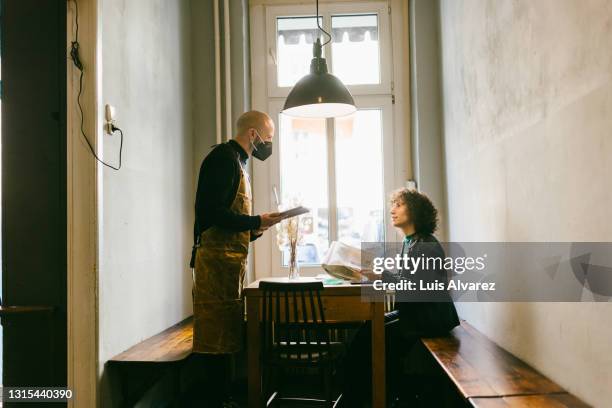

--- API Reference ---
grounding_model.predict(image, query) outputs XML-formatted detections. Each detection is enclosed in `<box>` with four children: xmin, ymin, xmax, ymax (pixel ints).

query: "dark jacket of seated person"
<box><xmin>382</xmin><ymin>233</ymin><xmax>460</xmax><ymax>338</ymax></box>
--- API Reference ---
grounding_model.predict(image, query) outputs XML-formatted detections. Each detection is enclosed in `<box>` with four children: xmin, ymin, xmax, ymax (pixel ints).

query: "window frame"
<box><xmin>265</xmin><ymin>1</ymin><xmax>392</xmax><ymax>98</ymax></box>
<box><xmin>262</xmin><ymin>96</ymin><xmax>396</xmax><ymax>277</ymax></box>
<box><xmin>251</xmin><ymin>0</ymin><xmax>407</xmax><ymax>279</ymax></box>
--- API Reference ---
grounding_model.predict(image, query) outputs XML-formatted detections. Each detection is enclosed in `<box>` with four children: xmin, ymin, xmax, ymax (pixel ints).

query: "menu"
<box><xmin>278</xmin><ymin>206</ymin><xmax>310</xmax><ymax>220</ymax></box>
<box><xmin>321</xmin><ymin>241</ymin><xmax>367</xmax><ymax>281</ymax></box>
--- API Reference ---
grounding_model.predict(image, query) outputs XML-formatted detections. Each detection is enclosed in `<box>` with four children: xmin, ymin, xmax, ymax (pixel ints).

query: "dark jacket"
<box><xmin>383</xmin><ymin>234</ymin><xmax>460</xmax><ymax>337</ymax></box>
<box><xmin>190</xmin><ymin>140</ymin><xmax>262</xmax><ymax>267</ymax></box>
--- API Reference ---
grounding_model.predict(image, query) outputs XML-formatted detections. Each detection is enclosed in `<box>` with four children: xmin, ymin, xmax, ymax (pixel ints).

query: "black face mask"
<box><xmin>252</xmin><ymin>132</ymin><xmax>273</xmax><ymax>161</ymax></box>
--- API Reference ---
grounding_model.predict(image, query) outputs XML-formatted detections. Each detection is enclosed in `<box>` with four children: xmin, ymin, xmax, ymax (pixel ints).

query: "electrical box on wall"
<box><xmin>104</xmin><ymin>104</ymin><xmax>116</xmax><ymax>135</ymax></box>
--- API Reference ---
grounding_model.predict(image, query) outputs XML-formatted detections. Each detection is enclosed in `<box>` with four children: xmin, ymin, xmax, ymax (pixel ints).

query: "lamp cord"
<box><xmin>70</xmin><ymin>0</ymin><xmax>123</xmax><ymax>171</ymax></box>
<box><xmin>316</xmin><ymin>0</ymin><xmax>332</xmax><ymax>46</ymax></box>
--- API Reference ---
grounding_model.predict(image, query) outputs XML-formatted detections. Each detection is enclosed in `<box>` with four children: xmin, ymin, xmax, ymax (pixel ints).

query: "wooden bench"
<box><xmin>421</xmin><ymin>321</ymin><xmax>590</xmax><ymax>407</ymax></box>
<box><xmin>469</xmin><ymin>394</ymin><xmax>590</xmax><ymax>408</ymax></box>
<box><xmin>107</xmin><ymin>317</ymin><xmax>193</xmax><ymax>407</ymax></box>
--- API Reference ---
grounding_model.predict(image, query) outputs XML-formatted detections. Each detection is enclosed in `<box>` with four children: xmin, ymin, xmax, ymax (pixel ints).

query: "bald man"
<box><xmin>190</xmin><ymin>111</ymin><xmax>282</xmax><ymax>406</ymax></box>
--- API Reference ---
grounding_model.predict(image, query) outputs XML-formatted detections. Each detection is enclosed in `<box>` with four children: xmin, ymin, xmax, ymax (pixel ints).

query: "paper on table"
<box><xmin>321</xmin><ymin>241</ymin><xmax>368</xmax><ymax>281</ymax></box>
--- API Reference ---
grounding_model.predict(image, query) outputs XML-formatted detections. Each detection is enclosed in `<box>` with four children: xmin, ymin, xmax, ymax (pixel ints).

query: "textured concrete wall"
<box><xmin>439</xmin><ymin>1</ymin><xmax>612</xmax><ymax>406</ymax></box>
<box><xmin>98</xmin><ymin>0</ymin><xmax>193</xmax><ymax>405</ymax></box>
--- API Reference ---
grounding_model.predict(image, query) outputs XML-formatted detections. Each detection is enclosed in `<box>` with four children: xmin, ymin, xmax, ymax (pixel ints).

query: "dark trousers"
<box><xmin>341</xmin><ymin>314</ymin><xmax>417</xmax><ymax>407</ymax></box>
<box><xmin>181</xmin><ymin>353</ymin><xmax>232</xmax><ymax>407</ymax></box>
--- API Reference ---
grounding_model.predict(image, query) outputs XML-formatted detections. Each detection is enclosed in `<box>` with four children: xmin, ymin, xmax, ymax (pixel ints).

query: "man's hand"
<box><xmin>251</xmin><ymin>225</ymin><xmax>269</xmax><ymax>236</ymax></box>
<box><xmin>259</xmin><ymin>212</ymin><xmax>284</xmax><ymax>228</ymax></box>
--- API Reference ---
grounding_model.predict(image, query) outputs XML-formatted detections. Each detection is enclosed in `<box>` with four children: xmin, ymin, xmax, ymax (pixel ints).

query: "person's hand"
<box><xmin>259</xmin><ymin>212</ymin><xmax>284</xmax><ymax>228</ymax></box>
<box><xmin>360</xmin><ymin>269</ymin><xmax>379</xmax><ymax>281</ymax></box>
<box><xmin>251</xmin><ymin>226</ymin><xmax>268</xmax><ymax>236</ymax></box>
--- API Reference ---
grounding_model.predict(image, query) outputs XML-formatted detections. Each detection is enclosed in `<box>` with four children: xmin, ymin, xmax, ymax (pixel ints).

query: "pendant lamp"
<box><xmin>282</xmin><ymin>0</ymin><xmax>356</xmax><ymax>118</ymax></box>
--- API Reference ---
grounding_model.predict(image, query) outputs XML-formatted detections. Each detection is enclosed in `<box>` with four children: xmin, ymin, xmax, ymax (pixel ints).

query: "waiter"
<box><xmin>190</xmin><ymin>110</ymin><xmax>283</xmax><ymax>406</ymax></box>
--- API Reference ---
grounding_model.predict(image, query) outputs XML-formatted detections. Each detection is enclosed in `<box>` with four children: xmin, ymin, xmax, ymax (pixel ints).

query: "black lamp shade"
<box><xmin>282</xmin><ymin>41</ymin><xmax>356</xmax><ymax>118</ymax></box>
<box><xmin>283</xmin><ymin>71</ymin><xmax>356</xmax><ymax>118</ymax></box>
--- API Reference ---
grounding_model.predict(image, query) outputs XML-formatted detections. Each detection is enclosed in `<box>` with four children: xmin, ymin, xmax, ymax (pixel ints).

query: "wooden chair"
<box><xmin>259</xmin><ymin>281</ymin><xmax>344</xmax><ymax>408</ymax></box>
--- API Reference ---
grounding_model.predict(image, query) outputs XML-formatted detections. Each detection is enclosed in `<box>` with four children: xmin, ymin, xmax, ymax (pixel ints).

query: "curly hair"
<box><xmin>390</xmin><ymin>188</ymin><xmax>438</xmax><ymax>235</ymax></box>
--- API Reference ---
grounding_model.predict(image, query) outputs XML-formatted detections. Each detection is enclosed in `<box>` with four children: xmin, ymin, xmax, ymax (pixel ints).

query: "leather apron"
<box><xmin>193</xmin><ymin>161</ymin><xmax>251</xmax><ymax>354</ymax></box>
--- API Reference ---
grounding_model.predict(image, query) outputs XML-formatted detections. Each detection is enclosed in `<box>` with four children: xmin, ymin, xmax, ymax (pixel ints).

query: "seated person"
<box><xmin>341</xmin><ymin>188</ymin><xmax>459</xmax><ymax>407</ymax></box>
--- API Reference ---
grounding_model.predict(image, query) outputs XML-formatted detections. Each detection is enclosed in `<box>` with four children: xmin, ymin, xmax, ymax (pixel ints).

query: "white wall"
<box><xmin>97</xmin><ymin>0</ymin><xmax>193</xmax><ymax>405</ymax></box>
<box><xmin>438</xmin><ymin>1</ymin><xmax>612</xmax><ymax>406</ymax></box>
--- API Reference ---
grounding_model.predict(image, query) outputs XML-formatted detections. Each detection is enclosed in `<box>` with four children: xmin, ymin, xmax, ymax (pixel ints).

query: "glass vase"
<box><xmin>288</xmin><ymin>243</ymin><xmax>300</xmax><ymax>280</ymax></box>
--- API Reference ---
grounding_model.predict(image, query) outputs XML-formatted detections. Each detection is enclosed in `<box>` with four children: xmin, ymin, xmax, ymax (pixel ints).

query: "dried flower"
<box><xmin>275</xmin><ymin>197</ymin><xmax>305</xmax><ymax>249</ymax></box>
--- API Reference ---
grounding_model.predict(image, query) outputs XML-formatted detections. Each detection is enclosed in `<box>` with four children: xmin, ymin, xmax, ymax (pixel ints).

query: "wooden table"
<box><xmin>244</xmin><ymin>278</ymin><xmax>386</xmax><ymax>408</ymax></box>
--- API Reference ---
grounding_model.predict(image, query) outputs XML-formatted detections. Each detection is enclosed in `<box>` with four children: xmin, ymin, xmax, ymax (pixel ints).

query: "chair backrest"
<box><xmin>259</xmin><ymin>281</ymin><xmax>331</xmax><ymax>364</ymax></box>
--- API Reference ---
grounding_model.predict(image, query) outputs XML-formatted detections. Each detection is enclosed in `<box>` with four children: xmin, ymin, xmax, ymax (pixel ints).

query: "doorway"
<box><xmin>1</xmin><ymin>0</ymin><xmax>68</xmax><ymax>404</ymax></box>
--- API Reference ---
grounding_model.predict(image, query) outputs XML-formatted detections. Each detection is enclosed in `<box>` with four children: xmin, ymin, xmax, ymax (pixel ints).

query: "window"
<box><xmin>334</xmin><ymin>109</ymin><xmax>385</xmax><ymax>246</ymax></box>
<box><xmin>252</xmin><ymin>1</ymin><xmax>403</xmax><ymax>276</ymax></box>
<box><xmin>266</xmin><ymin>2</ymin><xmax>391</xmax><ymax>97</ymax></box>
<box><xmin>331</xmin><ymin>14</ymin><xmax>381</xmax><ymax>85</ymax></box>
<box><xmin>276</xmin><ymin>16</ymin><xmax>324</xmax><ymax>87</ymax></box>
<box><xmin>277</xmin><ymin>115</ymin><xmax>330</xmax><ymax>264</ymax></box>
